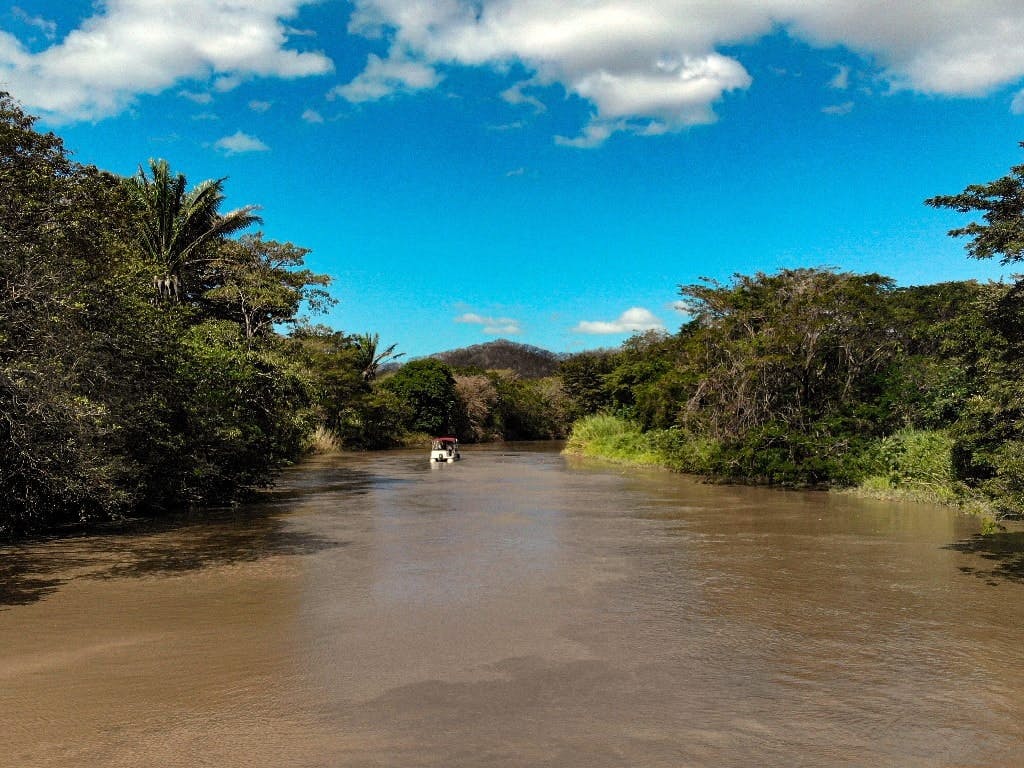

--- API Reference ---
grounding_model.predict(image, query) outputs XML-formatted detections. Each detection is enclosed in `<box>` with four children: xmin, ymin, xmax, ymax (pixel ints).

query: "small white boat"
<box><xmin>430</xmin><ymin>436</ymin><xmax>461</xmax><ymax>463</ymax></box>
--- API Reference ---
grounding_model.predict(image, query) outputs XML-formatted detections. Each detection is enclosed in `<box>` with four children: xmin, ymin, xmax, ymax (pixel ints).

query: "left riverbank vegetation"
<box><xmin>0</xmin><ymin>93</ymin><xmax>571</xmax><ymax>538</ymax></box>
<box><xmin>6</xmin><ymin>84</ymin><xmax>1024</xmax><ymax>535</ymax></box>
<box><xmin>0</xmin><ymin>92</ymin><xmax>347</xmax><ymax>537</ymax></box>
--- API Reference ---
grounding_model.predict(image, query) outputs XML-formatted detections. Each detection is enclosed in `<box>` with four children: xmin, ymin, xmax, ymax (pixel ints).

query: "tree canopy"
<box><xmin>124</xmin><ymin>158</ymin><xmax>261</xmax><ymax>294</ymax></box>
<box><xmin>926</xmin><ymin>143</ymin><xmax>1024</xmax><ymax>263</ymax></box>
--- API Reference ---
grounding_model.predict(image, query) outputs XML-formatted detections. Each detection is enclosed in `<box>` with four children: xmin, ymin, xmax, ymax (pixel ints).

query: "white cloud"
<box><xmin>302</xmin><ymin>108</ymin><xmax>324</xmax><ymax>123</ymax></box>
<box><xmin>11</xmin><ymin>2</ymin><xmax>1024</xmax><ymax>135</ymax></box>
<box><xmin>328</xmin><ymin>48</ymin><xmax>441</xmax><ymax>102</ymax></box>
<box><xmin>249</xmin><ymin>99</ymin><xmax>273</xmax><ymax>112</ymax></box>
<box><xmin>214</xmin><ymin>130</ymin><xmax>270</xmax><ymax>155</ymax></box>
<box><xmin>505</xmin><ymin>166</ymin><xmax>525</xmax><ymax>177</ymax></box>
<box><xmin>487</xmin><ymin>120</ymin><xmax>526</xmax><ymax>132</ymax></box>
<box><xmin>338</xmin><ymin>1</ymin><xmax>1024</xmax><ymax>145</ymax></box>
<box><xmin>829</xmin><ymin>64</ymin><xmax>850</xmax><ymax>90</ymax></box>
<box><xmin>12</xmin><ymin>7</ymin><xmax>57</xmax><ymax>40</ymax></box>
<box><xmin>500</xmin><ymin>80</ymin><xmax>546</xmax><ymax>113</ymax></box>
<box><xmin>822</xmin><ymin>100</ymin><xmax>854</xmax><ymax>115</ymax></box>
<box><xmin>573</xmin><ymin>307</ymin><xmax>664</xmax><ymax>334</ymax></box>
<box><xmin>213</xmin><ymin>74</ymin><xmax>243</xmax><ymax>93</ymax></box>
<box><xmin>0</xmin><ymin>0</ymin><xmax>332</xmax><ymax>122</ymax></box>
<box><xmin>179</xmin><ymin>90</ymin><xmax>213</xmax><ymax>104</ymax></box>
<box><xmin>1013</xmin><ymin>89</ymin><xmax>1024</xmax><ymax>115</ymax></box>
<box><xmin>555</xmin><ymin>121</ymin><xmax>616</xmax><ymax>149</ymax></box>
<box><xmin>456</xmin><ymin>312</ymin><xmax>522</xmax><ymax>335</ymax></box>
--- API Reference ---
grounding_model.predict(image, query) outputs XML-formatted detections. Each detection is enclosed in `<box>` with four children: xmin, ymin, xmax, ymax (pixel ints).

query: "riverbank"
<box><xmin>564</xmin><ymin>413</ymin><xmax>1002</xmax><ymax>529</ymax></box>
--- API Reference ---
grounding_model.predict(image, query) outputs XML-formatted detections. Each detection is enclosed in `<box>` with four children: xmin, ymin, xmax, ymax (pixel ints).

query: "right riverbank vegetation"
<box><xmin>4</xmin><ymin>90</ymin><xmax>1024</xmax><ymax>537</ymax></box>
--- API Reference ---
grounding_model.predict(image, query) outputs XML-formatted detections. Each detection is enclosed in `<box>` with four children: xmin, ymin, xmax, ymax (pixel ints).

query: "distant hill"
<box><xmin>431</xmin><ymin>339</ymin><xmax>563</xmax><ymax>378</ymax></box>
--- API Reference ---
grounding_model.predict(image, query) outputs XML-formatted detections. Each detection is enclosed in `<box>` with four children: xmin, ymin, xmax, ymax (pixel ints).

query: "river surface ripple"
<box><xmin>2</xmin><ymin>443</ymin><xmax>1024</xmax><ymax>767</ymax></box>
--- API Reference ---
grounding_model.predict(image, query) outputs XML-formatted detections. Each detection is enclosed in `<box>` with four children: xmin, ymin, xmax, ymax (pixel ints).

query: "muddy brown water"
<box><xmin>2</xmin><ymin>443</ymin><xmax>1024</xmax><ymax>767</ymax></box>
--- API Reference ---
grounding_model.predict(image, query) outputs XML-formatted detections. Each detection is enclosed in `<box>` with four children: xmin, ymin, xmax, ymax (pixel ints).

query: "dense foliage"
<box><xmin>6</xmin><ymin>87</ymin><xmax>1024</xmax><ymax>535</ymax></box>
<box><xmin>562</xmin><ymin>274</ymin><xmax>1013</xmax><ymax>494</ymax></box>
<box><xmin>560</xmin><ymin>140</ymin><xmax>1024</xmax><ymax>518</ymax></box>
<box><xmin>0</xmin><ymin>94</ymin><xmax>332</xmax><ymax>536</ymax></box>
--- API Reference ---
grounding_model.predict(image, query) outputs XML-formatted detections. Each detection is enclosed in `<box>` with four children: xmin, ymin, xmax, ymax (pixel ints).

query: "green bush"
<box><xmin>855</xmin><ymin>429</ymin><xmax>956</xmax><ymax>501</ymax></box>
<box><xmin>979</xmin><ymin>440</ymin><xmax>1024</xmax><ymax>517</ymax></box>
<box><xmin>381</xmin><ymin>358</ymin><xmax>458</xmax><ymax>436</ymax></box>
<box><xmin>647</xmin><ymin>428</ymin><xmax>720</xmax><ymax>474</ymax></box>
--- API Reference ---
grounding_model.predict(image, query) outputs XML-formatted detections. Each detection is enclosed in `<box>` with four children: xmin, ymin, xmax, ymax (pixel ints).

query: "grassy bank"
<box><xmin>563</xmin><ymin>414</ymin><xmax>666</xmax><ymax>466</ymax></box>
<box><xmin>565</xmin><ymin>415</ymin><xmax>999</xmax><ymax>525</ymax></box>
<box><xmin>563</xmin><ymin>414</ymin><xmax>720</xmax><ymax>473</ymax></box>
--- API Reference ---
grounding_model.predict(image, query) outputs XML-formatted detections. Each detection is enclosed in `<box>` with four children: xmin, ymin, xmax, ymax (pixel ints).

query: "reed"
<box><xmin>307</xmin><ymin>425</ymin><xmax>341</xmax><ymax>454</ymax></box>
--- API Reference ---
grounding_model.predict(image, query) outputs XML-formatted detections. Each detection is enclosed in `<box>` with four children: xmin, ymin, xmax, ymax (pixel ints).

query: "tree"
<box><xmin>925</xmin><ymin>142</ymin><xmax>1024</xmax><ymax>263</ymax></box>
<box><xmin>926</xmin><ymin>147</ymin><xmax>1024</xmax><ymax>514</ymax></box>
<box><xmin>381</xmin><ymin>359</ymin><xmax>458</xmax><ymax>436</ymax></box>
<box><xmin>664</xmin><ymin>269</ymin><xmax>904</xmax><ymax>484</ymax></box>
<box><xmin>557</xmin><ymin>350</ymin><xmax>617</xmax><ymax>420</ymax></box>
<box><xmin>163</xmin><ymin>319</ymin><xmax>314</xmax><ymax>506</ymax></box>
<box><xmin>0</xmin><ymin>93</ymin><xmax>324</xmax><ymax>535</ymax></box>
<box><xmin>0</xmin><ymin>92</ymin><xmax>148</xmax><ymax>533</ymax></box>
<box><xmin>490</xmin><ymin>372</ymin><xmax>562</xmax><ymax>440</ymax></box>
<box><xmin>205</xmin><ymin>233</ymin><xmax>334</xmax><ymax>343</ymax></box>
<box><xmin>352</xmin><ymin>332</ymin><xmax>404</xmax><ymax>382</ymax></box>
<box><xmin>677</xmin><ymin>268</ymin><xmax>899</xmax><ymax>440</ymax></box>
<box><xmin>124</xmin><ymin>158</ymin><xmax>260</xmax><ymax>299</ymax></box>
<box><xmin>453</xmin><ymin>374</ymin><xmax>499</xmax><ymax>441</ymax></box>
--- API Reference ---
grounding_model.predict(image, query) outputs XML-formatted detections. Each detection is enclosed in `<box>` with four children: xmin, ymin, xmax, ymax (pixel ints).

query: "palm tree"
<box><xmin>124</xmin><ymin>158</ymin><xmax>260</xmax><ymax>300</ymax></box>
<box><xmin>354</xmin><ymin>333</ymin><xmax>404</xmax><ymax>381</ymax></box>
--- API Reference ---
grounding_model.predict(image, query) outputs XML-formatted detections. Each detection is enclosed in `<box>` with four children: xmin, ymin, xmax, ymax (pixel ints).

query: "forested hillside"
<box><xmin>432</xmin><ymin>339</ymin><xmax>562</xmax><ymax>378</ymax></box>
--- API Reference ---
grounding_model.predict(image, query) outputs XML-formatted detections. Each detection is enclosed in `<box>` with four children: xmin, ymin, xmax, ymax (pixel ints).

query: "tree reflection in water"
<box><xmin>948</xmin><ymin>531</ymin><xmax>1024</xmax><ymax>585</ymax></box>
<box><xmin>0</xmin><ymin>464</ymin><xmax>372</xmax><ymax>608</ymax></box>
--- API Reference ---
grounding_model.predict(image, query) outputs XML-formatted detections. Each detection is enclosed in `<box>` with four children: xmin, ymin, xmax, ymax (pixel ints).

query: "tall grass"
<box><xmin>853</xmin><ymin>428</ymin><xmax>957</xmax><ymax>502</ymax></box>
<box><xmin>565</xmin><ymin>414</ymin><xmax>720</xmax><ymax>472</ymax></box>
<box><xmin>564</xmin><ymin>414</ymin><xmax>664</xmax><ymax>465</ymax></box>
<box><xmin>306</xmin><ymin>425</ymin><xmax>340</xmax><ymax>454</ymax></box>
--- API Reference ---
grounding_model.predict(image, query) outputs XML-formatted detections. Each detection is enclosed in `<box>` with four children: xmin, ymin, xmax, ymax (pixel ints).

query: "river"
<box><xmin>2</xmin><ymin>443</ymin><xmax>1023</xmax><ymax>767</ymax></box>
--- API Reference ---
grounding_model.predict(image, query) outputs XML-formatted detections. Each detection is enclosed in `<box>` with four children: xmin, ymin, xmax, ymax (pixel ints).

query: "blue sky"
<box><xmin>4</xmin><ymin>1</ymin><xmax>1024</xmax><ymax>356</ymax></box>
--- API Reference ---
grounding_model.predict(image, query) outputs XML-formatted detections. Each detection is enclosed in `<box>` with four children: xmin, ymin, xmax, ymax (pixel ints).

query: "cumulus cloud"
<box><xmin>573</xmin><ymin>307</ymin><xmax>664</xmax><ymax>334</ymax></box>
<box><xmin>822</xmin><ymin>100</ymin><xmax>854</xmax><ymax>115</ymax></box>
<box><xmin>0</xmin><ymin>0</ymin><xmax>332</xmax><ymax>122</ymax></box>
<box><xmin>214</xmin><ymin>130</ymin><xmax>269</xmax><ymax>155</ymax></box>
<box><xmin>11</xmin><ymin>2</ymin><xmax>1024</xmax><ymax>136</ymax></box>
<box><xmin>556</xmin><ymin>121</ymin><xmax>616</xmax><ymax>149</ymax></box>
<box><xmin>456</xmin><ymin>312</ymin><xmax>522</xmax><ymax>336</ymax></box>
<box><xmin>249</xmin><ymin>99</ymin><xmax>273</xmax><ymax>112</ymax></box>
<box><xmin>328</xmin><ymin>48</ymin><xmax>441</xmax><ymax>102</ymax></box>
<box><xmin>337</xmin><ymin>1</ymin><xmax>1024</xmax><ymax>145</ymax></box>
<box><xmin>302</xmin><ymin>108</ymin><xmax>324</xmax><ymax>123</ymax></box>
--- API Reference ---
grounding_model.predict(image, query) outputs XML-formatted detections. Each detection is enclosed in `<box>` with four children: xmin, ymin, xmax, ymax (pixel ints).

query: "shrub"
<box><xmin>565</xmin><ymin>414</ymin><xmax>662</xmax><ymax>465</ymax></box>
<box><xmin>856</xmin><ymin>429</ymin><xmax>956</xmax><ymax>501</ymax></box>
